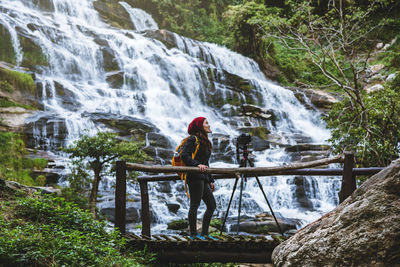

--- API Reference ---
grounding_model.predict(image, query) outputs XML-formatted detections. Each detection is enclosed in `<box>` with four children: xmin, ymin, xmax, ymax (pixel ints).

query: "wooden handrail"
<box><xmin>137</xmin><ymin>167</ymin><xmax>383</xmax><ymax>182</ymax></box>
<box><xmin>127</xmin><ymin>154</ymin><xmax>343</xmax><ymax>175</ymax></box>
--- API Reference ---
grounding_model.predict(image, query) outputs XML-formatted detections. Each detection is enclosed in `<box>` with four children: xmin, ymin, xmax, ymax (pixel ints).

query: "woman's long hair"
<box><xmin>195</xmin><ymin>130</ymin><xmax>212</xmax><ymax>151</ymax></box>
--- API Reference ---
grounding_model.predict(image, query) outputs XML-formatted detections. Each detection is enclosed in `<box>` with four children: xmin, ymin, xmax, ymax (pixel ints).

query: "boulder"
<box><xmin>364</xmin><ymin>83</ymin><xmax>384</xmax><ymax>94</ymax></box>
<box><xmin>272</xmin><ymin>158</ymin><xmax>400</xmax><ymax>266</ymax></box>
<box><xmin>143</xmin><ymin>29</ymin><xmax>177</xmax><ymax>49</ymax></box>
<box><xmin>288</xmin><ymin>87</ymin><xmax>338</xmax><ymax>110</ymax></box>
<box><xmin>0</xmin><ymin>106</ymin><xmax>35</xmax><ymax>132</ymax></box>
<box><xmin>166</xmin><ymin>202</ymin><xmax>180</xmax><ymax>214</ymax></box>
<box><xmin>93</xmin><ymin>0</ymin><xmax>134</xmax><ymax>30</ymax></box>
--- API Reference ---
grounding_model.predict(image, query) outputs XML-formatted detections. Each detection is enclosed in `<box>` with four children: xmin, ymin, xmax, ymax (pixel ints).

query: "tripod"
<box><xmin>220</xmin><ymin>142</ymin><xmax>283</xmax><ymax>236</ymax></box>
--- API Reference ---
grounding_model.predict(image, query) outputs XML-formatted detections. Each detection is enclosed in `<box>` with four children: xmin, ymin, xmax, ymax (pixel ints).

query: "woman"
<box><xmin>181</xmin><ymin>117</ymin><xmax>217</xmax><ymax>240</ymax></box>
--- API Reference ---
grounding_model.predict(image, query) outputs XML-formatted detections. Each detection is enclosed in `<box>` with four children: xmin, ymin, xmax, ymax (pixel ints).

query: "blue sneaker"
<box><xmin>206</xmin><ymin>235</ymin><xmax>218</xmax><ymax>241</ymax></box>
<box><xmin>189</xmin><ymin>234</ymin><xmax>206</xmax><ymax>240</ymax></box>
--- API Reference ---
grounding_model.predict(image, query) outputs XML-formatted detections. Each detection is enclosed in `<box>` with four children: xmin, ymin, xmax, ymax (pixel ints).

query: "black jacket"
<box><xmin>181</xmin><ymin>135</ymin><xmax>214</xmax><ymax>183</ymax></box>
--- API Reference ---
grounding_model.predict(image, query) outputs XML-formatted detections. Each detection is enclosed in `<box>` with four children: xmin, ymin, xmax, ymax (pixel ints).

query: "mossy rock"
<box><xmin>0</xmin><ymin>67</ymin><xmax>35</xmax><ymax>94</ymax></box>
<box><xmin>93</xmin><ymin>0</ymin><xmax>134</xmax><ymax>30</ymax></box>
<box><xmin>20</xmin><ymin>35</ymin><xmax>49</xmax><ymax>68</ymax></box>
<box><xmin>167</xmin><ymin>219</ymin><xmax>188</xmax><ymax>230</ymax></box>
<box><xmin>0</xmin><ymin>24</ymin><xmax>17</xmax><ymax>65</ymax></box>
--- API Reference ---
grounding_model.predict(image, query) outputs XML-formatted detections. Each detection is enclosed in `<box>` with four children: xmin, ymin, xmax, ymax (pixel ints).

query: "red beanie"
<box><xmin>188</xmin><ymin>117</ymin><xmax>206</xmax><ymax>135</ymax></box>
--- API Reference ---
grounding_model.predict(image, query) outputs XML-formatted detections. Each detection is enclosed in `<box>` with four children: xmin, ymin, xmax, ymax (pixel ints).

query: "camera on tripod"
<box><xmin>236</xmin><ymin>133</ymin><xmax>251</xmax><ymax>148</ymax></box>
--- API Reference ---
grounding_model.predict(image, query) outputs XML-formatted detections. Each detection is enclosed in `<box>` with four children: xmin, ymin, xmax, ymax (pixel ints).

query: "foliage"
<box><xmin>0</xmin><ymin>193</ymin><xmax>156</xmax><ymax>266</ymax></box>
<box><xmin>324</xmin><ymin>75</ymin><xmax>400</xmax><ymax>166</ymax></box>
<box><xmin>0</xmin><ymin>132</ymin><xmax>48</xmax><ymax>186</ymax></box>
<box><xmin>225</xmin><ymin>0</ymin><xmax>400</xmax><ymax>166</ymax></box>
<box><xmin>63</xmin><ymin>131</ymin><xmax>150</xmax><ymax>214</ymax></box>
<box><xmin>128</xmin><ymin>0</ymin><xmax>236</xmax><ymax>46</ymax></box>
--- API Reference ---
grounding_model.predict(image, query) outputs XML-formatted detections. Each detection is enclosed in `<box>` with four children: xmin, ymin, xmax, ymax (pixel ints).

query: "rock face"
<box><xmin>272</xmin><ymin>159</ymin><xmax>400</xmax><ymax>266</ymax></box>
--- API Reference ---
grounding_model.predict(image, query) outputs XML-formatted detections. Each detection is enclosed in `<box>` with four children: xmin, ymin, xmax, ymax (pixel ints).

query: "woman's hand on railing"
<box><xmin>198</xmin><ymin>164</ymin><xmax>208</xmax><ymax>172</ymax></box>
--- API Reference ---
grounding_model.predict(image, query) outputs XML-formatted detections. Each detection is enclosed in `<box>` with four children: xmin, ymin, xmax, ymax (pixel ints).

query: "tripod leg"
<box><xmin>254</xmin><ymin>175</ymin><xmax>284</xmax><ymax>235</ymax></box>
<box><xmin>219</xmin><ymin>174</ymin><xmax>240</xmax><ymax>236</ymax></box>
<box><xmin>236</xmin><ymin>173</ymin><xmax>245</xmax><ymax>234</ymax></box>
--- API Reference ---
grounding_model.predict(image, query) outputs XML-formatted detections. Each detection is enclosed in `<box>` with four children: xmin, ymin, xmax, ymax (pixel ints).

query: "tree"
<box><xmin>237</xmin><ymin>0</ymin><xmax>400</xmax><ymax>166</ymax></box>
<box><xmin>64</xmin><ymin>132</ymin><xmax>150</xmax><ymax>215</ymax></box>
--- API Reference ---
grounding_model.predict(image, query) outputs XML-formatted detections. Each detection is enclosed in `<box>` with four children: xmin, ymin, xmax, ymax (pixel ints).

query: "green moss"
<box><xmin>167</xmin><ymin>219</ymin><xmax>188</xmax><ymax>230</ymax></box>
<box><xmin>0</xmin><ymin>97</ymin><xmax>36</xmax><ymax>110</ymax></box>
<box><xmin>248</xmin><ymin>126</ymin><xmax>270</xmax><ymax>140</ymax></box>
<box><xmin>0</xmin><ymin>67</ymin><xmax>35</xmax><ymax>93</ymax></box>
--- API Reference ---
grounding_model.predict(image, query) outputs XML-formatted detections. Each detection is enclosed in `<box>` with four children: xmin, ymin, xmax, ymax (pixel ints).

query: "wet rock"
<box><xmin>24</xmin><ymin>112</ymin><xmax>68</xmax><ymax>149</ymax></box>
<box><xmin>285</xmin><ymin>144</ymin><xmax>331</xmax><ymax>153</ymax></box>
<box><xmin>166</xmin><ymin>203</ymin><xmax>180</xmax><ymax>214</ymax></box>
<box><xmin>83</xmin><ymin>112</ymin><xmax>157</xmax><ymax>137</ymax></box>
<box><xmin>288</xmin><ymin>150</ymin><xmax>331</xmax><ymax>163</ymax></box>
<box><xmin>272</xmin><ymin>158</ymin><xmax>400</xmax><ymax>266</ymax></box>
<box><xmin>147</xmin><ymin>132</ymin><xmax>172</xmax><ymax>148</ymax></box>
<box><xmin>53</xmin><ymin>81</ymin><xmax>81</xmax><ymax>110</ymax></box>
<box><xmin>240</xmin><ymin>104</ymin><xmax>276</xmax><ymax>121</ymax></box>
<box><xmin>157</xmin><ymin>181</ymin><xmax>171</xmax><ymax>193</ymax></box>
<box><xmin>102</xmin><ymin>47</ymin><xmax>119</xmax><ymax>72</ymax></box>
<box><xmin>292</xmin><ymin>176</ymin><xmax>314</xmax><ymax>209</ymax></box>
<box><xmin>143</xmin><ymin>29</ymin><xmax>177</xmax><ymax>49</ymax></box>
<box><xmin>105</xmin><ymin>71</ymin><xmax>124</xmax><ymax>89</ymax></box>
<box><xmin>93</xmin><ymin>0</ymin><xmax>134</xmax><ymax>30</ymax></box>
<box><xmin>252</xmin><ymin>136</ymin><xmax>270</xmax><ymax>151</ymax></box>
<box><xmin>167</xmin><ymin>219</ymin><xmax>188</xmax><ymax>230</ymax></box>
<box><xmin>288</xmin><ymin>87</ymin><xmax>338</xmax><ymax>110</ymax></box>
<box><xmin>143</xmin><ymin>146</ymin><xmax>173</xmax><ymax>162</ymax></box>
<box><xmin>231</xmin><ymin>213</ymin><xmax>296</xmax><ymax>234</ymax></box>
<box><xmin>31</xmin><ymin>0</ymin><xmax>55</xmax><ymax>12</ymax></box>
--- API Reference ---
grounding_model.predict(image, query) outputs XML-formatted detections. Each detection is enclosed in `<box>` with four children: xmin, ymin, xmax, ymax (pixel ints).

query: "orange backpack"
<box><xmin>172</xmin><ymin>136</ymin><xmax>200</xmax><ymax>198</ymax></box>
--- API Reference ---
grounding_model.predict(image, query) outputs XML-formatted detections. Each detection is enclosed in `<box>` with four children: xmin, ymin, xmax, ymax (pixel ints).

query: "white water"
<box><xmin>0</xmin><ymin>0</ymin><xmax>340</xmax><ymax>232</ymax></box>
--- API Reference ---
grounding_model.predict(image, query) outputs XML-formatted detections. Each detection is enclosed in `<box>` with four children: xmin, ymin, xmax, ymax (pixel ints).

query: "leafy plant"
<box><xmin>63</xmin><ymin>132</ymin><xmax>150</xmax><ymax>215</ymax></box>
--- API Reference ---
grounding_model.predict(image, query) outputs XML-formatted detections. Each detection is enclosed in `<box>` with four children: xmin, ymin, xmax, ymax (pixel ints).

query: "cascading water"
<box><xmin>0</xmin><ymin>0</ymin><xmax>341</xmax><ymax>233</ymax></box>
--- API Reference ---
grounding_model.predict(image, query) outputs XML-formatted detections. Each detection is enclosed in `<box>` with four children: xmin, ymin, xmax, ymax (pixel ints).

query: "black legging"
<box><xmin>187</xmin><ymin>177</ymin><xmax>216</xmax><ymax>236</ymax></box>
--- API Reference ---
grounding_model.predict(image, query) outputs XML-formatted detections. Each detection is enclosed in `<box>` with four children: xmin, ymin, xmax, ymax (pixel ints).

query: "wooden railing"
<box><xmin>114</xmin><ymin>152</ymin><xmax>383</xmax><ymax>236</ymax></box>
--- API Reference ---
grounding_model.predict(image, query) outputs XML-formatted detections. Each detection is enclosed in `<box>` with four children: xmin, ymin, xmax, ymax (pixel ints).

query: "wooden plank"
<box><xmin>115</xmin><ymin>161</ymin><xmax>126</xmax><ymax>235</ymax></box>
<box><xmin>139</xmin><ymin>181</ymin><xmax>151</xmax><ymax>237</ymax></box>
<box><xmin>339</xmin><ymin>152</ymin><xmax>356</xmax><ymax>203</ymax></box>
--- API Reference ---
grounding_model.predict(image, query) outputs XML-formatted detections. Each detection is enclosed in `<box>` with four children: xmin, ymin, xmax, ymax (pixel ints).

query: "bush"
<box><xmin>0</xmin><ymin>194</ymin><xmax>156</xmax><ymax>266</ymax></box>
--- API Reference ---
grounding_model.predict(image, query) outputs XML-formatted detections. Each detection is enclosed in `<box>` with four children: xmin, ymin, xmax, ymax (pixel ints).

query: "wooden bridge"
<box><xmin>114</xmin><ymin>152</ymin><xmax>383</xmax><ymax>263</ymax></box>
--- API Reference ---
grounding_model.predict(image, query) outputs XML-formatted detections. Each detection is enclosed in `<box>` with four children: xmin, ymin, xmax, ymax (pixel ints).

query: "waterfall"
<box><xmin>0</xmin><ymin>0</ymin><xmax>340</xmax><ymax>232</ymax></box>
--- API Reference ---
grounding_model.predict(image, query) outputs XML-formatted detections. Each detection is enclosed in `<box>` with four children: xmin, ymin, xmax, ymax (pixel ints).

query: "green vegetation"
<box><xmin>0</xmin><ymin>96</ymin><xmax>36</xmax><ymax>110</ymax></box>
<box><xmin>0</xmin><ymin>132</ymin><xmax>48</xmax><ymax>186</ymax></box>
<box><xmin>0</xmin><ymin>67</ymin><xmax>35</xmax><ymax>93</ymax></box>
<box><xmin>126</xmin><ymin>0</ymin><xmax>237</xmax><ymax>46</ymax></box>
<box><xmin>0</xmin><ymin>189</ymin><xmax>155</xmax><ymax>266</ymax></box>
<box><xmin>63</xmin><ymin>132</ymin><xmax>151</xmax><ymax>215</ymax></box>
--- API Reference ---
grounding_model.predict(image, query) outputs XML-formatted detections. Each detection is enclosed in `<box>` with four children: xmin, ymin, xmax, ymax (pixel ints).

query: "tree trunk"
<box><xmin>89</xmin><ymin>169</ymin><xmax>101</xmax><ymax>216</ymax></box>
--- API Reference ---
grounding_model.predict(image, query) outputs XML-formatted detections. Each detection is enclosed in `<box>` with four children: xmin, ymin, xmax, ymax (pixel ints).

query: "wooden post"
<box><xmin>339</xmin><ymin>152</ymin><xmax>356</xmax><ymax>203</ymax></box>
<box><xmin>139</xmin><ymin>180</ymin><xmax>151</xmax><ymax>237</ymax></box>
<box><xmin>115</xmin><ymin>161</ymin><xmax>126</xmax><ymax>235</ymax></box>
